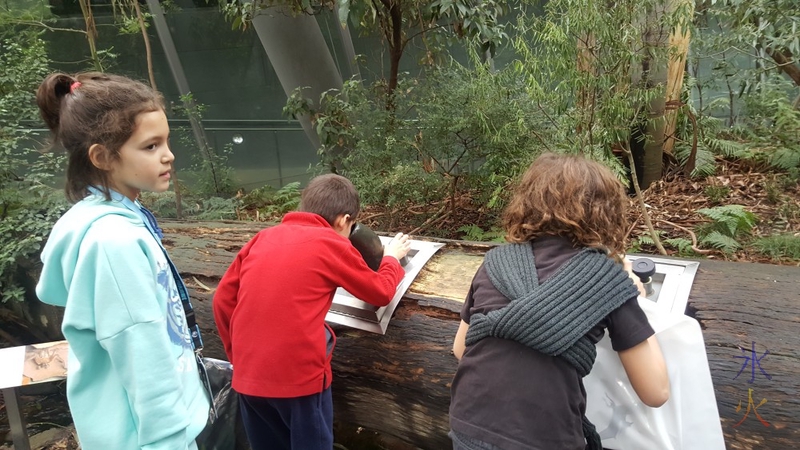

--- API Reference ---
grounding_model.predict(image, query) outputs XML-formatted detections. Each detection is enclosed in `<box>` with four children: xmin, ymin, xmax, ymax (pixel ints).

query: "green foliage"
<box><xmin>511</xmin><ymin>0</ymin><xmax>686</xmax><ymax>178</ymax></box>
<box><xmin>190</xmin><ymin>143</ymin><xmax>236</xmax><ymax>197</ymax></box>
<box><xmin>0</xmin><ymin>29</ymin><xmax>66</xmax><ymax>303</ymax></box>
<box><xmin>630</xmin><ymin>230</ymin><xmax>663</xmax><ymax>253</ymax></box>
<box><xmin>140</xmin><ymin>191</ymin><xmax>240</xmax><ymax>220</ymax></box>
<box><xmin>284</xmin><ymin>62</ymin><xmax>543</xmax><ymax>219</ymax></box>
<box><xmin>663</xmin><ymin>237</ymin><xmax>698</xmax><ymax>256</ymax></box>
<box><xmin>752</xmin><ymin>234</ymin><xmax>800</xmax><ymax>261</ymax></box>
<box><xmin>699</xmin><ymin>231</ymin><xmax>742</xmax><ymax>254</ymax></box>
<box><xmin>240</xmin><ymin>182</ymin><xmax>302</xmax><ymax>220</ymax></box>
<box><xmin>110</xmin><ymin>0</ymin><xmax>152</xmax><ymax>35</ymax></box>
<box><xmin>139</xmin><ymin>191</ymin><xmax>181</xmax><ymax>218</ymax></box>
<box><xmin>696</xmin><ymin>205</ymin><xmax>758</xmax><ymax>253</ymax></box>
<box><xmin>763</xmin><ymin>180</ymin><xmax>783</xmax><ymax>204</ymax></box>
<box><xmin>187</xmin><ymin>196</ymin><xmax>240</xmax><ymax>220</ymax></box>
<box><xmin>776</xmin><ymin>201</ymin><xmax>800</xmax><ymax>224</ymax></box>
<box><xmin>457</xmin><ymin>224</ymin><xmax>505</xmax><ymax>243</ymax></box>
<box><xmin>703</xmin><ymin>185</ymin><xmax>730</xmax><ymax>204</ymax></box>
<box><xmin>221</xmin><ymin>0</ymin><xmax>507</xmax><ymax>94</ymax></box>
<box><xmin>172</xmin><ymin>94</ymin><xmax>236</xmax><ymax>197</ymax></box>
<box><xmin>688</xmin><ymin>1</ymin><xmax>800</xmax><ymax>173</ymax></box>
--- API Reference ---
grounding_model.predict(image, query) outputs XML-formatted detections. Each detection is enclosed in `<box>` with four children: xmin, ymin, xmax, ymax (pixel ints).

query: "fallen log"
<box><xmin>161</xmin><ymin>220</ymin><xmax>800</xmax><ymax>450</ymax></box>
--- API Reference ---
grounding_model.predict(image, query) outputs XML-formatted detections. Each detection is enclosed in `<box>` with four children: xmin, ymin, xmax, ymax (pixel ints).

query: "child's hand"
<box><xmin>384</xmin><ymin>232</ymin><xmax>411</xmax><ymax>261</ymax></box>
<box><xmin>622</xmin><ymin>257</ymin><xmax>647</xmax><ymax>297</ymax></box>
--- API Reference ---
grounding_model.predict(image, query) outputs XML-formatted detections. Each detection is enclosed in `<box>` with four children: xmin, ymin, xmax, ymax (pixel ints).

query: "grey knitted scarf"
<box><xmin>464</xmin><ymin>242</ymin><xmax>640</xmax><ymax>450</ymax></box>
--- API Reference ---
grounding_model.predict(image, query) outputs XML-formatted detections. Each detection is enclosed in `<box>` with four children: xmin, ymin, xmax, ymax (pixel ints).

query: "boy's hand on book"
<box><xmin>384</xmin><ymin>233</ymin><xmax>411</xmax><ymax>261</ymax></box>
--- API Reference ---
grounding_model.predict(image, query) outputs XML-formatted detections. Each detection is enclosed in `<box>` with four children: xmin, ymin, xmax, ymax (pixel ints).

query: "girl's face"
<box><xmin>107</xmin><ymin>109</ymin><xmax>174</xmax><ymax>201</ymax></box>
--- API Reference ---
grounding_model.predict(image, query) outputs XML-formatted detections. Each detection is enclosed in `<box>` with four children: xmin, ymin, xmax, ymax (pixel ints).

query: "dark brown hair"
<box><xmin>299</xmin><ymin>174</ymin><xmax>360</xmax><ymax>226</ymax></box>
<box><xmin>36</xmin><ymin>72</ymin><xmax>165</xmax><ymax>202</ymax></box>
<box><xmin>502</xmin><ymin>153</ymin><xmax>629</xmax><ymax>255</ymax></box>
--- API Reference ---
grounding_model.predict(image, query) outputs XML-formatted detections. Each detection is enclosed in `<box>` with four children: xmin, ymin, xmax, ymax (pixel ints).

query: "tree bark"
<box><xmin>663</xmin><ymin>0</ymin><xmax>694</xmax><ymax>155</ymax></box>
<box><xmin>161</xmin><ymin>220</ymin><xmax>800</xmax><ymax>450</ymax></box>
<box><xmin>635</xmin><ymin>2</ymin><xmax>670</xmax><ymax>189</ymax></box>
<box><xmin>766</xmin><ymin>47</ymin><xmax>800</xmax><ymax>87</ymax></box>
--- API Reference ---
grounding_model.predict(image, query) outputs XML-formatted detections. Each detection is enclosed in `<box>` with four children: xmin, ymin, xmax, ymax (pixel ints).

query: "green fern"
<box><xmin>697</xmin><ymin>205</ymin><xmax>757</xmax><ymax>236</ymax></box>
<box><xmin>700</xmin><ymin>231</ymin><xmax>742</xmax><ymax>253</ymax></box>
<box><xmin>273</xmin><ymin>182</ymin><xmax>301</xmax><ymax>212</ymax></box>
<box><xmin>674</xmin><ymin>142</ymin><xmax>716</xmax><ymax>178</ymax></box>
<box><xmin>695</xmin><ymin>205</ymin><xmax>758</xmax><ymax>254</ymax></box>
<box><xmin>770</xmin><ymin>146</ymin><xmax>800</xmax><ymax>170</ymax></box>
<box><xmin>458</xmin><ymin>224</ymin><xmax>505</xmax><ymax>242</ymax></box>
<box><xmin>189</xmin><ymin>197</ymin><xmax>239</xmax><ymax>220</ymax></box>
<box><xmin>752</xmin><ymin>234</ymin><xmax>800</xmax><ymax>261</ymax></box>
<box><xmin>705</xmin><ymin>137</ymin><xmax>754</xmax><ymax>160</ymax></box>
<box><xmin>664</xmin><ymin>237</ymin><xmax>696</xmax><ymax>255</ymax></box>
<box><xmin>632</xmin><ymin>230</ymin><xmax>663</xmax><ymax>250</ymax></box>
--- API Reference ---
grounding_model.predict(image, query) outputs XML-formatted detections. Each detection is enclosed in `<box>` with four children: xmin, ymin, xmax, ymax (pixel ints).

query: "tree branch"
<box><xmin>8</xmin><ymin>20</ymin><xmax>87</xmax><ymax>34</ymax></box>
<box><xmin>657</xmin><ymin>219</ymin><xmax>712</xmax><ymax>254</ymax></box>
<box><xmin>765</xmin><ymin>47</ymin><xmax>800</xmax><ymax>87</ymax></box>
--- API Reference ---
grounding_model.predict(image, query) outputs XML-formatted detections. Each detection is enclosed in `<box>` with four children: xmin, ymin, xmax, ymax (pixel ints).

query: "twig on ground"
<box><xmin>192</xmin><ymin>276</ymin><xmax>214</xmax><ymax>292</ymax></box>
<box><xmin>657</xmin><ymin>219</ymin><xmax>713</xmax><ymax>254</ymax></box>
<box><xmin>408</xmin><ymin>205</ymin><xmax>450</xmax><ymax>235</ymax></box>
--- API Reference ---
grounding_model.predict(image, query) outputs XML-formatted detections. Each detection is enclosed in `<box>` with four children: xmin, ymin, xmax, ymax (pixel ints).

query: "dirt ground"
<box><xmin>355</xmin><ymin>159</ymin><xmax>800</xmax><ymax>265</ymax></box>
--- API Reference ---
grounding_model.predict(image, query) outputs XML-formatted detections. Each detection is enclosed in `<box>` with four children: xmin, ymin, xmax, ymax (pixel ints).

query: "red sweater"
<box><xmin>213</xmin><ymin>212</ymin><xmax>405</xmax><ymax>398</ymax></box>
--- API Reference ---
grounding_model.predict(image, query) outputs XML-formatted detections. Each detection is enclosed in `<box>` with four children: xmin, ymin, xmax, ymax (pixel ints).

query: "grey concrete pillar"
<box><xmin>251</xmin><ymin>6</ymin><xmax>344</xmax><ymax>154</ymax></box>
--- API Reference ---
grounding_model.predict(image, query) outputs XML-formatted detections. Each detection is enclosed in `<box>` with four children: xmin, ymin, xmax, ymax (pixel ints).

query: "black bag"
<box><xmin>195</xmin><ymin>357</ymin><xmax>247</xmax><ymax>450</ymax></box>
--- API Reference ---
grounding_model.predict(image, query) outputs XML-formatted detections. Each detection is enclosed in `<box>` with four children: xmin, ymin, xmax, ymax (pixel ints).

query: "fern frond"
<box><xmin>705</xmin><ymin>137</ymin><xmax>753</xmax><ymax>159</ymax></box>
<box><xmin>675</xmin><ymin>141</ymin><xmax>716</xmax><ymax>178</ymax></box>
<box><xmin>664</xmin><ymin>237</ymin><xmax>695</xmax><ymax>255</ymax></box>
<box><xmin>770</xmin><ymin>146</ymin><xmax>800</xmax><ymax>170</ymax></box>
<box><xmin>703</xmin><ymin>97</ymin><xmax>730</xmax><ymax>117</ymax></box>
<box><xmin>635</xmin><ymin>230</ymin><xmax>662</xmax><ymax>247</ymax></box>
<box><xmin>697</xmin><ymin>205</ymin><xmax>757</xmax><ymax>237</ymax></box>
<box><xmin>700</xmin><ymin>231</ymin><xmax>741</xmax><ymax>254</ymax></box>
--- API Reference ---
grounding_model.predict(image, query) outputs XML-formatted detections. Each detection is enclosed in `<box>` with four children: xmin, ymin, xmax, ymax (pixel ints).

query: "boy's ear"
<box><xmin>88</xmin><ymin>144</ymin><xmax>112</xmax><ymax>171</ymax></box>
<box><xmin>333</xmin><ymin>213</ymin><xmax>352</xmax><ymax>233</ymax></box>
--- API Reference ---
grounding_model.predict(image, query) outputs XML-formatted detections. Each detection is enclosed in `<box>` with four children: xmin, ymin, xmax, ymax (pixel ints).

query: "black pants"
<box><xmin>239</xmin><ymin>388</ymin><xmax>333</xmax><ymax>450</ymax></box>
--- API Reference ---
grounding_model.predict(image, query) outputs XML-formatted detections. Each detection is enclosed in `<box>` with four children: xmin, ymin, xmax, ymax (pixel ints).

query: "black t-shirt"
<box><xmin>449</xmin><ymin>236</ymin><xmax>654</xmax><ymax>450</ymax></box>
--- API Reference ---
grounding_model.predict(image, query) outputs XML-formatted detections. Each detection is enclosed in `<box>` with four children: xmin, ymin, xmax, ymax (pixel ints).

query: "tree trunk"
<box><xmin>634</xmin><ymin>2</ymin><xmax>671</xmax><ymax>189</ymax></box>
<box><xmin>161</xmin><ymin>221</ymin><xmax>799</xmax><ymax>449</ymax></box>
<box><xmin>663</xmin><ymin>0</ymin><xmax>694</xmax><ymax>155</ymax></box>
<box><xmin>766</xmin><ymin>47</ymin><xmax>800</xmax><ymax>87</ymax></box>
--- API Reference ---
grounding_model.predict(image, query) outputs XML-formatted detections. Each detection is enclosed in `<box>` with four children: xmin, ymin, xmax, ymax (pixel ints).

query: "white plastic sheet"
<box><xmin>585</xmin><ymin>298</ymin><xmax>726</xmax><ymax>450</ymax></box>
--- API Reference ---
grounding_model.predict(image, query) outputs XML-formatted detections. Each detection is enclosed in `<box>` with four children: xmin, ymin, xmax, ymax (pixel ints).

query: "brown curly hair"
<box><xmin>502</xmin><ymin>153</ymin><xmax>629</xmax><ymax>255</ymax></box>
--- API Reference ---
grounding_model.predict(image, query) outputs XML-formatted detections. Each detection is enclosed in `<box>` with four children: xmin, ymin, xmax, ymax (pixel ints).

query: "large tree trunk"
<box><xmin>631</xmin><ymin>2</ymin><xmax>671</xmax><ymax>189</ymax></box>
<box><xmin>663</xmin><ymin>0</ymin><xmax>694</xmax><ymax>155</ymax></box>
<box><xmin>162</xmin><ymin>220</ymin><xmax>800</xmax><ymax>450</ymax></box>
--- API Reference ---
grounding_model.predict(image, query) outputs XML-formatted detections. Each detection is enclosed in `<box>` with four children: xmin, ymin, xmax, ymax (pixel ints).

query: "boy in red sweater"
<box><xmin>213</xmin><ymin>174</ymin><xmax>410</xmax><ymax>450</ymax></box>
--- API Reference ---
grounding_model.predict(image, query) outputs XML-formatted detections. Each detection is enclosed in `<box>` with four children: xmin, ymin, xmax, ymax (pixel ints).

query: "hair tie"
<box><xmin>70</xmin><ymin>81</ymin><xmax>82</xmax><ymax>93</ymax></box>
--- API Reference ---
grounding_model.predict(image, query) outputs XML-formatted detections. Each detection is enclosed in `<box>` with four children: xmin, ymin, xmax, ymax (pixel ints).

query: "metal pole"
<box><xmin>2</xmin><ymin>387</ymin><xmax>32</xmax><ymax>450</ymax></box>
<box><xmin>273</xmin><ymin>130</ymin><xmax>284</xmax><ymax>186</ymax></box>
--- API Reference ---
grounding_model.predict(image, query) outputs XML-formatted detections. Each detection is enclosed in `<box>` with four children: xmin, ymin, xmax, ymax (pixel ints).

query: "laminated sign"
<box><xmin>0</xmin><ymin>341</ymin><xmax>69</xmax><ymax>389</ymax></box>
<box><xmin>584</xmin><ymin>299</ymin><xmax>726</xmax><ymax>450</ymax></box>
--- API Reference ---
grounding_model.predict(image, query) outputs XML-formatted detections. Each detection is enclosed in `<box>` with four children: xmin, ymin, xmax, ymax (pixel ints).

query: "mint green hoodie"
<box><xmin>36</xmin><ymin>193</ymin><xmax>209</xmax><ymax>450</ymax></box>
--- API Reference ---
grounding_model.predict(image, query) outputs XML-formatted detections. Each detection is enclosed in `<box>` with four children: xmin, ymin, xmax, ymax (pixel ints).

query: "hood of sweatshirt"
<box><xmin>36</xmin><ymin>194</ymin><xmax>143</xmax><ymax>307</ymax></box>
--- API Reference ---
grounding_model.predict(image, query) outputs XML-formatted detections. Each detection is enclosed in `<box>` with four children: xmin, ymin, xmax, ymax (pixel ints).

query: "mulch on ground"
<box><xmin>359</xmin><ymin>158</ymin><xmax>800</xmax><ymax>265</ymax></box>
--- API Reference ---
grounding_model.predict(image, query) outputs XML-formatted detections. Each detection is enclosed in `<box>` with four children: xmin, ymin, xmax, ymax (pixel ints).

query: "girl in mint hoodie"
<box><xmin>35</xmin><ymin>72</ymin><xmax>210</xmax><ymax>450</ymax></box>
